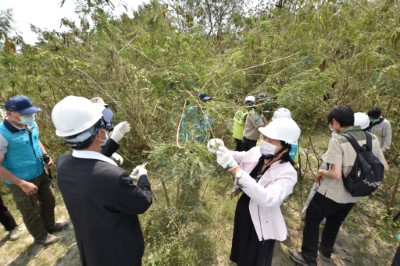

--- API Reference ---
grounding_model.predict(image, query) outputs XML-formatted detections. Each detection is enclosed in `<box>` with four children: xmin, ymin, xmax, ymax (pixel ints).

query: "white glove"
<box><xmin>111</xmin><ymin>121</ymin><xmax>131</xmax><ymax>143</ymax></box>
<box><xmin>130</xmin><ymin>165</ymin><xmax>147</xmax><ymax>180</ymax></box>
<box><xmin>111</xmin><ymin>152</ymin><xmax>124</xmax><ymax>165</ymax></box>
<box><xmin>207</xmin><ymin>138</ymin><xmax>225</xmax><ymax>154</ymax></box>
<box><xmin>216</xmin><ymin>146</ymin><xmax>238</xmax><ymax>171</ymax></box>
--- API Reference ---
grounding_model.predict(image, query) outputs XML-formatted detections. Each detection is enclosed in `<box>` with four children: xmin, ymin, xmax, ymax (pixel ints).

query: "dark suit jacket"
<box><xmin>56</xmin><ymin>153</ymin><xmax>152</xmax><ymax>266</ymax></box>
<box><xmin>100</xmin><ymin>138</ymin><xmax>119</xmax><ymax>157</ymax></box>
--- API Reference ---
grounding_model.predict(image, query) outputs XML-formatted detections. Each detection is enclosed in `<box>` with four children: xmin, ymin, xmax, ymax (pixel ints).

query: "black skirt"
<box><xmin>230</xmin><ymin>193</ymin><xmax>275</xmax><ymax>266</ymax></box>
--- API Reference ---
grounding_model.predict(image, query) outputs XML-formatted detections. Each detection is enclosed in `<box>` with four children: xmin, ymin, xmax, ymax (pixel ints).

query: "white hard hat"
<box><xmin>258</xmin><ymin>117</ymin><xmax>301</xmax><ymax>144</ymax></box>
<box><xmin>52</xmin><ymin>96</ymin><xmax>103</xmax><ymax>137</ymax></box>
<box><xmin>272</xmin><ymin>107</ymin><xmax>291</xmax><ymax>120</ymax></box>
<box><xmin>244</xmin><ymin>95</ymin><xmax>255</xmax><ymax>105</ymax></box>
<box><xmin>354</xmin><ymin>112</ymin><xmax>370</xmax><ymax>130</ymax></box>
<box><xmin>90</xmin><ymin>96</ymin><xmax>108</xmax><ymax>106</ymax></box>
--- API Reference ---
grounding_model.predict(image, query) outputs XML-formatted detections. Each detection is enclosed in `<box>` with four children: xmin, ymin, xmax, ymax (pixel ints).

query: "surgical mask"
<box><xmin>260</xmin><ymin>140</ymin><xmax>277</xmax><ymax>156</ymax></box>
<box><xmin>98</xmin><ymin>129</ymin><xmax>109</xmax><ymax>145</ymax></box>
<box><xmin>329</xmin><ymin>125</ymin><xmax>338</xmax><ymax>135</ymax></box>
<box><xmin>370</xmin><ymin>118</ymin><xmax>379</xmax><ymax>123</ymax></box>
<box><xmin>19</xmin><ymin>114</ymin><xmax>35</xmax><ymax>126</ymax></box>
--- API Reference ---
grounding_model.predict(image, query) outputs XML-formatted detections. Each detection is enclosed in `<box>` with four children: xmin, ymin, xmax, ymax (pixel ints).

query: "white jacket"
<box><xmin>232</xmin><ymin>147</ymin><xmax>297</xmax><ymax>241</ymax></box>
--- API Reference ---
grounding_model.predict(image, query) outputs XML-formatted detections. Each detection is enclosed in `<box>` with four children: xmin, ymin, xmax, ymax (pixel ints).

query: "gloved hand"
<box><xmin>110</xmin><ymin>121</ymin><xmax>131</xmax><ymax>143</ymax></box>
<box><xmin>207</xmin><ymin>138</ymin><xmax>225</xmax><ymax>154</ymax></box>
<box><xmin>130</xmin><ymin>165</ymin><xmax>147</xmax><ymax>180</ymax></box>
<box><xmin>111</xmin><ymin>152</ymin><xmax>124</xmax><ymax>165</ymax></box>
<box><xmin>216</xmin><ymin>146</ymin><xmax>238</xmax><ymax>171</ymax></box>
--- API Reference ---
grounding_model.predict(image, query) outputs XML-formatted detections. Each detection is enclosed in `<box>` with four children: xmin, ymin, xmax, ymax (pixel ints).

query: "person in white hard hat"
<box><xmin>52</xmin><ymin>96</ymin><xmax>152</xmax><ymax>266</ymax></box>
<box><xmin>242</xmin><ymin>95</ymin><xmax>268</xmax><ymax>151</ymax></box>
<box><xmin>90</xmin><ymin>96</ymin><xmax>129</xmax><ymax>165</ymax></box>
<box><xmin>207</xmin><ymin>117</ymin><xmax>301</xmax><ymax>266</ymax></box>
<box><xmin>271</xmin><ymin>107</ymin><xmax>300</xmax><ymax>164</ymax></box>
<box><xmin>272</xmin><ymin>107</ymin><xmax>291</xmax><ymax>120</ymax></box>
<box><xmin>354</xmin><ymin>112</ymin><xmax>370</xmax><ymax>131</ymax></box>
<box><xmin>232</xmin><ymin>96</ymin><xmax>254</xmax><ymax>151</ymax></box>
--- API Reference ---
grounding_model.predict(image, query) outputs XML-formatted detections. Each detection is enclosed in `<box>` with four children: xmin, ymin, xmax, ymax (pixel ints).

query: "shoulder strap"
<box><xmin>342</xmin><ymin>133</ymin><xmax>362</xmax><ymax>153</ymax></box>
<box><xmin>365</xmin><ymin>132</ymin><xmax>372</xmax><ymax>151</ymax></box>
<box><xmin>343</xmin><ymin>132</ymin><xmax>372</xmax><ymax>152</ymax></box>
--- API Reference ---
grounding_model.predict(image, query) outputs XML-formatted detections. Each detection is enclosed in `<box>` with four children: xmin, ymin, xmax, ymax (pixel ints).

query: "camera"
<box><xmin>42</xmin><ymin>154</ymin><xmax>50</xmax><ymax>164</ymax></box>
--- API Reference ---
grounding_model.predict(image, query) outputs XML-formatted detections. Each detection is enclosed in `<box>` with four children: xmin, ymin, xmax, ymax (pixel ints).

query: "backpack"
<box><xmin>342</xmin><ymin>132</ymin><xmax>384</xmax><ymax>197</ymax></box>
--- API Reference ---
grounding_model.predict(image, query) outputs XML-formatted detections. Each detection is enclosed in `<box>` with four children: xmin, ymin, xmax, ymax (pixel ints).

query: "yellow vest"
<box><xmin>233</xmin><ymin>108</ymin><xmax>248</xmax><ymax>140</ymax></box>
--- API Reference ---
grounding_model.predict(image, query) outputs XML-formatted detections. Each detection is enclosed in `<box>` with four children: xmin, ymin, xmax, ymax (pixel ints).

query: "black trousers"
<box><xmin>393</xmin><ymin>245</ymin><xmax>400</xmax><ymax>266</ymax></box>
<box><xmin>230</xmin><ymin>193</ymin><xmax>275</xmax><ymax>266</ymax></box>
<box><xmin>242</xmin><ymin>137</ymin><xmax>257</xmax><ymax>151</ymax></box>
<box><xmin>301</xmin><ymin>192</ymin><xmax>355</xmax><ymax>265</ymax></box>
<box><xmin>235</xmin><ymin>138</ymin><xmax>243</xmax><ymax>151</ymax></box>
<box><xmin>0</xmin><ymin>195</ymin><xmax>17</xmax><ymax>231</ymax></box>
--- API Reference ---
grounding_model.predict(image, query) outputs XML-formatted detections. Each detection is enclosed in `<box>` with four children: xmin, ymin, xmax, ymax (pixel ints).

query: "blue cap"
<box><xmin>258</xmin><ymin>92</ymin><xmax>267</xmax><ymax>99</ymax></box>
<box><xmin>5</xmin><ymin>95</ymin><xmax>41</xmax><ymax>115</ymax></box>
<box><xmin>199</xmin><ymin>92</ymin><xmax>211</xmax><ymax>102</ymax></box>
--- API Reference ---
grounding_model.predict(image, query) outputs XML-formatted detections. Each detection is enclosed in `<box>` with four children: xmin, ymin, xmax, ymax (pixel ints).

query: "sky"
<box><xmin>0</xmin><ymin>0</ymin><xmax>148</xmax><ymax>44</ymax></box>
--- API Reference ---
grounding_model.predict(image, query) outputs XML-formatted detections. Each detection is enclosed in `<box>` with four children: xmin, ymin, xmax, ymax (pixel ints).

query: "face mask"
<box><xmin>98</xmin><ymin>129</ymin><xmax>109</xmax><ymax>145</ymax></box>
<box><xmin>370</xmin><ymin>118</ymin><xmax>379</xmax><ymax>123</ymax></box>
<box><xmin>260</xmin><ymin>140</ymin><xmax>277</xmax><ymax>156</ymax></box>
<box><xmin>329</xmin><ymin>125</ymin><xmax>338</xmax><ymax>135</ymax></box>
<box><xmin>19</xmin><ymin>114</ymin><xmax>35</xmax><ymax>126</ymax></box>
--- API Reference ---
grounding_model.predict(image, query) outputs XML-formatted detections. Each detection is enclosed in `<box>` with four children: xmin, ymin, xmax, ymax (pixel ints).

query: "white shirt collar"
<box><xmin>72</xmin><ymin>150</ymin><xmax>117</xmax><ymax>166</ymax></box>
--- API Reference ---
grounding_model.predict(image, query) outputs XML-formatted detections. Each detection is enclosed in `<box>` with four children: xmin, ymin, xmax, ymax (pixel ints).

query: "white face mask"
<box><xmin>98</xmin><ymin>129</ymin><xmax>109</xmax><ymax>145</ymax></box>
<box><xmin>19</xmin><ymin>114</ymin><xmax>35</xmax><ymax>126</ymax></box>
<box><xmin>260</xmin><ymin>140</ymin><xmax>277</xmax><ymax>156</ymax></box>
<box><xmin>329</xmin><ymin>125</ymin><xmax>338</xmax><ymax>135</ymax></box>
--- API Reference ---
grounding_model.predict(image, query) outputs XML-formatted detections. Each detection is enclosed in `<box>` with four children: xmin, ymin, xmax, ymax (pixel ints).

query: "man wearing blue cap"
<box><xmin>0</xmin><ymin>95</ymin><xmax>68</xmax><ymax>246</ymax></box>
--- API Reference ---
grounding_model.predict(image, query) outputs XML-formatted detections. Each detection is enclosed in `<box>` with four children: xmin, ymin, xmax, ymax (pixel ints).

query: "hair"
<box><xmin>367</xmin><ymin>107</ymin><xmax>381</xmax><ymax>119</ymax></box>
<box><xmin>326</xmin><ymin>106</ymin><xmax>354</xmax><ymax>127</ymax></box>
<box><xmin>279</xmin><ymin>142</ymin><xmax>293</xmax><ymax>165</ymax></box>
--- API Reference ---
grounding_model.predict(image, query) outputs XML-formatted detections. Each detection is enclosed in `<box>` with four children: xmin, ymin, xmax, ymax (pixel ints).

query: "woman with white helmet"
<box><xmin>271</xmin><ymin>107</ymin><xmax>300</xmax><ymax>165</ymax></box>
<box><xmin>208</xmin><ymin>117</ymin><xmax>301</xmax><ymax>266</ymax></box>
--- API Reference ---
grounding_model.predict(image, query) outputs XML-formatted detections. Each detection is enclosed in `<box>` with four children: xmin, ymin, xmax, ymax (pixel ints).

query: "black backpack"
<box><xmin>342</xmin><ymin>132</ymin><xmax>384</xmax><ymax>197</ymax></box>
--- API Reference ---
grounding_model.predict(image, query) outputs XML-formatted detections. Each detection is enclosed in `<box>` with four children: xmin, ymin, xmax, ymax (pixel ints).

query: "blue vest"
<box><xmin>0</xmin><ymin>120</ymin><xmax>44</xmax><ymax>183</ymax></box>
